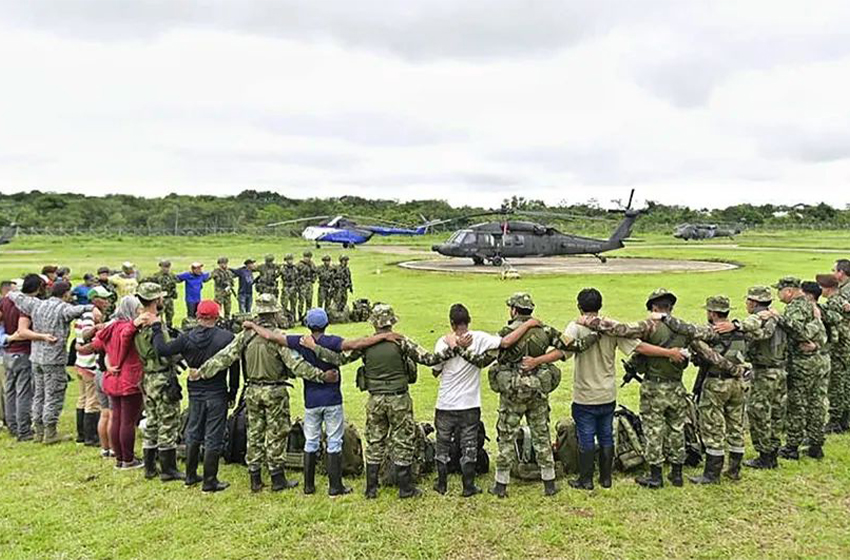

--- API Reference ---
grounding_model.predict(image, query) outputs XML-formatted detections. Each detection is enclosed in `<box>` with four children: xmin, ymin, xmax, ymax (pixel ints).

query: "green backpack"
<box><xmin>317</xmin><ymin>422</ymin><xmax>365</xmax><ymax>477</ymax></box>
<box><xmin>683</xmin><ymin>394</ymin><xmax>704</xmax><ymax>467</ymax></box>
<box><xmin>510</xmin><ymin>425</ymin><xmax>565</xmax><ymax>481</ymax></box>
<box><xmin>380</xmin><ymin>422</ymin><xmax>435</xmax><ymax>485</ymax></box>
<box><xmin>554</xmin><ymin>418</ymin><xmax>580</xmax><ymax>475</ymax></box>
<box><xmin>614</xmin><ymin>405</ymin><xmax>646</xmax><ymax>472</ymax></box>
<box><xmin>284</xmin><ymin>419</ymin><xmax>310</xmax><ymax>470</ymax></box>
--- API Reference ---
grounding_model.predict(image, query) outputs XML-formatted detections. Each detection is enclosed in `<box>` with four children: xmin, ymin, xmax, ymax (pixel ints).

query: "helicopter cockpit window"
<box><xmin>461</xmin><ymin>232</ymin><xmax>477</xmax><ymax>245</ymax></box>
<box><xmin>447</xmin><ymin>231</ymin><xmax>467</xmax><ymax>244</ymax></box>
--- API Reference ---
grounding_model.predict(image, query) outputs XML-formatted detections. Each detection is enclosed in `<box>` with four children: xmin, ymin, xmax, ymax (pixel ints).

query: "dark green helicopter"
<box><xmin>431</xmin><ymin>190</ymin><xmax>643</xmax><ymax>266</ymax></box>
<box><xmin>673</xmin><ymin>223</ymin><xmax>742</xmax><ymax>241</ymax></box>
<box><xmin>0</xmin><ymin>222</ymin><xmax>17</xmax><ymax>245</ymax></box>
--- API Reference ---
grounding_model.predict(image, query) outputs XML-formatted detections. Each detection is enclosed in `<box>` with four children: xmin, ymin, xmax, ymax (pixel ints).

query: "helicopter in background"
<box><xmin>673</xmin><ymin>223</ymin><xmax>742</xmax><ymax>241</ymax></box>
<box><xmin>266</xmin><ymin>214</ymin><xmax>450</xmax><ymax>248</ymax></box>
<box><xmin>431</xmin><ymin>190</ymin><xmax>643</xmax><ymax>266</ymax></box>
<box><xmin>0</xmin><ymin>223</ymin><xmax>17</xmax><ymax>245</ymax></box>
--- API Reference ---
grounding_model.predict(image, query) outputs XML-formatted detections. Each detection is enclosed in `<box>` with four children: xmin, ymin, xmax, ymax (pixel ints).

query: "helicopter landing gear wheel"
<box><xmin>593</xmin><ymin>254</ymin><xmax>608</xmax><ymax>264</ymax></box>
<box><xmin>491</xmin><ymin>256</ymin><xmax>504</xmax><ymax>267</ymax></box>
<box><xmin>472</xmin><ymin>256</ymin><xmax>485</xmax><ymax>266</ymax></box>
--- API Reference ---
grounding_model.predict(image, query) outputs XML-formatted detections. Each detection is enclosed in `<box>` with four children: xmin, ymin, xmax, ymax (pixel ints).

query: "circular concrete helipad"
<box><xmin>398</xmin><ymin>256</ymin><xmax>739</xmax><ymax>275</ymax></box>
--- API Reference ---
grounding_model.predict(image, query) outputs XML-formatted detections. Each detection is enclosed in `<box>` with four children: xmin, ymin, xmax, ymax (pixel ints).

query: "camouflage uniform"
<box><xmin>211</xmin><ymin>259</ymin><xmax>235</xmax><ymax>319</ymax></box>
<box><xmin>196</xmin><ymin>294</ymin><xmax>331</xmax><ymax>480</ymax></box>
<box><xmin>821</xmin><ymin>290</ymin><xmax>850</xmax><ymax>428</ymax></box>
<box><xmin>316</xmin><ymin>256</ymin><xmax>335</xmax><ymax>310</ymax></box>
<box><xmin>775</xmin><ymin>278</ymin><xmax>829</xmax><ymax>452</ymax></box>
<box><xmin>296</xmin><ymin>252</ymin><xmax>317</xmax><ymax>320</ymax></box>
<box><xmin>460</xmin><ymin>293</ymin><xmax>599</xmax><ymax>491</ymax></box>
<box><xmin>333</xmin><ymin>256</ymin><xmax>353</xmax><ymax>312</ymax></box>
<box><xmin>255</xmin><ymin>255</ymin><xmax>280</xmax><ymax>302</ymax></box>
<box><xmin>141</xmin><ymin>262</ymin><xmax>178</xmax><ymax>328</ymax></box>
<box><xmin>280</xmin><ymin>255</ymin><xmax>299</xmax><ymax>319</ymax></box>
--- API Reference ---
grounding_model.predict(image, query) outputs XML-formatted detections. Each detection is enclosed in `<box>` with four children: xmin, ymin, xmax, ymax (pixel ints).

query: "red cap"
<box><xmin>196</xmin><ymin>300</ymin><xmax>220</xmax><ymax>318</ymax></box>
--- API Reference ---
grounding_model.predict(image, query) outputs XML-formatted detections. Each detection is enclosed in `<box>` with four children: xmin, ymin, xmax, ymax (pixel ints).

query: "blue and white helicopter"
<box><xmin>267</xmin><ymin>215</ymin><xmax>450</xmax><ymax>248</ymax></box>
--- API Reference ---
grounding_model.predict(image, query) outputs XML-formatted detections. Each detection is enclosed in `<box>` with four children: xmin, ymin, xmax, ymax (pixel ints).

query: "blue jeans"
<box><xmin>303</xmin><ymin>404</ymin><xmax>344</xmax><ymax>454</ymax></box>
<box><xmin>572</xmin><ymin>401</ymin><xmax>616</xmax><ymax>452</ymax></box>
<box><xmin>186</xmin><ymin>301</ymin><xmax>199</xmax><ymax>318</ymax></box>
<box><xmin>185</xmin><ymin>393</ymin><xmax>228</xmax><ymax>454</ymax></box>
<box><xmin>238</xmin><ymin>293</ymin><xmax>252</xmax><ymax>314</ymax></box>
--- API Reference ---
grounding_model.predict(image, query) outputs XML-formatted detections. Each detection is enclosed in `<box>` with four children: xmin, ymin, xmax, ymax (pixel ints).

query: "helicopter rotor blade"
<box><xmin>266</xmin><ymin>215</ymin><xmax>332</xmax><ymax>227</ymax></box>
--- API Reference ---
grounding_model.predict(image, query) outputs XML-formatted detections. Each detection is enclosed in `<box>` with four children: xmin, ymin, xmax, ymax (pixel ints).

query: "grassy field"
<box><xmin>1</xmin><ymin>230</ymin><xmax>850</xmax><ymax>560</ymax></box>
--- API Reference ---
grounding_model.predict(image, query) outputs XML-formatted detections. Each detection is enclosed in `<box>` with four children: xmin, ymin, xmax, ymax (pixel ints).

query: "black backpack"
<box><xmin>222</xmin><ymin>397</ymin><xmax>248</xmax><ymax>465</ymax></box>
<box><xmin>446</xmin><ymin>420</ymin><xmax>490</xmax><ymax>475</ymax></box>
<box><xmin>284</xmin><ymin>419</ymin><xmax>309</xmax><ymax>470</ymax></box>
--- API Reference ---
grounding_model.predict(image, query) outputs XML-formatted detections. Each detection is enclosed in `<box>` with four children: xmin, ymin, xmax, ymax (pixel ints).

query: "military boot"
<box><xmin>75</xmin><ymin>409</ymin><xmax>86</xmax><ymax>443</ymax></box>
<box><xmin>824</xmin><ymin>419</ymin><xmax>842</xmax><ymax>434</ymax></box>
<box><xmin>489</xmin><ymin>481</ymin><xmax>508</xmax><ymax>499</ymax></box>
<box><xmin>303</xmin><ymin>452</ymin><xmax>317</xmax><ymax>495</ymax></box>
<box><xmin>397</xmin><ymin>465</ymin><xmax>421</xmax><ymax>499</ymax></box>
<box><xmin>778</xmin><ymin>445</ymin><xmax>799</xmax><ymax>460</ymax></box>
<box><xmin>840</xmin><ymin>411</ymin><xmax>850</xmax><ymax>433</ymax></box>
<box><xmin>159</xmin><ymin>448</ymin><xmax>185</xmax><ymax>482</ymax></box>
<box><xmin>83</xmin><ymin>412</ymin><xmax>100</xmax><ymax>447</ymax></box>
<box><xmin>635</xmin><ymin>465</ymin><xmax>663</xmax><ymax>489</ymax></box>
<box><xmin>543</xmin><ymin>479</ymin><xmax>559</xmax><ymax>497</ymax></box>
<box><xmin>364</xmin><ymin>463</ymin><xmax>380</xmax><ymax>499</ymax></box>
<box><xmin>270</xmin><ymin>468</ymin><xmax>298</xmax><ymax>492</ymax></box>
<box><xmin>43</xmin><ymin>424</ymin><xmax>71</xmax><ymax>445</ymax></box>
<box><xmin>33</xmin><ymin>422</ymin><xmax>44</xmax><ymax>443</ymax></box>
<box><xmin>143</xmin><ymin>448</ymin><xmax>159</xmax><ymax>480</ymax></box>
<box><xmin>202</xmin><ymin>450</ymin><xmax>229</xmax><ymax>492</ymax></box>
<box><xmin>724</xmin><ymin>452</ymin><xmax>743</xmax><ymax>481</ymax></box>
<box><xmin>568</xmin><ymin>449</ymin><xmax>595</xmax><ymax>491</ymax></box>
<box><xmin>744</xmin><ymin>451</ymin><xmax>775</xmax><ymax>470</ymax></box>
<box><xmin>668</xmin><ymin>463</ymin><xmax>684</xmax><ymax>487</ymax></box>
<box><xmin>769</xmin><ymin>449</ymin><xmax>780</xmax><ymax>469</ymax></box>
<box><xmin>250</xmin><ymin>470</ymin><xmax>265</xmax><ymax>493</ymax></box>
<box><xmin>184</xmin><ymin>443</ymin><xmax>203</xmax><ymax>486</ymax></box>
<box><xmin>433</xmin><ymin>461</ymin><xmax>448</xmax><ymax>495</ymax></box>
<box><xmin>689</xmin><ymin>454</ymin><xmax>723</xmax><ymax>485</ymax></box>
<box><xmin>460</xmin><ymin>462</ymin><xmax>481</xmax><ymax>498</ymax></box>
<box><xmin>598</xmin><ymin>446</ymin><xmax>614</xmax><ymax>489</ymax></box>
<box><xmin>806</xmin><ymin>445</ymin><xmax>824</xmax><ymax>460</ymax></box>
<box><xmin>327</xmin><ymin>453</ymin><xmax>352</xmax><ymax>496</ymax></box>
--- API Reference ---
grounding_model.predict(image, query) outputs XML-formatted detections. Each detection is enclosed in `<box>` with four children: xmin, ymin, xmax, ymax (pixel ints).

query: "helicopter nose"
<box><xmin>431</xmin><ymin>244</ymin><xmax>442</xmax><ymax>252</ymax></box>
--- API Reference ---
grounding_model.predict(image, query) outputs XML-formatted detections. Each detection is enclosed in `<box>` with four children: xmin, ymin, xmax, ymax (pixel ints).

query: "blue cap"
<box><xmin>305</xmin><ymin>308</ymin><xmax>329</xmax><ymax>330</ymax></box>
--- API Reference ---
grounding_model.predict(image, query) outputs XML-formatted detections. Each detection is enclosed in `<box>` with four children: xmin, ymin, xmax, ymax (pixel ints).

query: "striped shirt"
<box><xmin>7</xmin><ymin>292</ymin><xmax>93</xmax><ymax>365</ymax></box>
<box><xmin>75</xmin><ymin>311</ymin><xmax>98</xmax><ymax>370</ymax></box>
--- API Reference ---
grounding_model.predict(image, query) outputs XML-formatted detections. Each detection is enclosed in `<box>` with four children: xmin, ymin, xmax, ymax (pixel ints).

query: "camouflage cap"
<box><xmin>97</xmin><ymin>266</ymin><xmax>110</xmax><ymax>274</ymax></box>
<box><xmin>264</xmin><ymin>254</ymin><xmax>275</xmax><ymax>261</ymax></box>
<box><xmin>254</xmin><ymin>293</ymin><xmax>280</xmax><ymax>314</ymax></box>
<box><xmin>369</xmin><ymin>303</ymin><xmax>398</xmax><ymax>328</ymax></box>
<box><xmin>158</xmin><ymin>260</ymin><xmax>171</xmax><ymax>267</ymax></box>
<box><xmin>303</xmin><ymin>250</ymin><xmax>313</xmax><ymax>258</ymax></box>
<box><xmin>703</xmin><ymin>295</ymin><xmax>732</xmax><ymax>313</ymax></box>
<box><xmin>646</xmin><ymin>288</ymin><xmax>677</xmax><ymax>307</ymax></box>
<box><xmin>136</xmin><ymin>282</ymin><xmax>166</xmax><ymax>301</ymax></box>
<box><xmin>340</xmin><ymin>255</ymin><xmax>349</xmax><ymax>262</ymax></box>
<box><xmin>746</xmin><ymin>286</ymin><xmax>773</xmax><ymax>303</ymax></box>
<box><xmin>122</xmin><ymin>261</ymin><xmax>135</xmax><ymax>270</ymax></box>
<box><xmin>217</xmin><ymin>256</ymin><xmax>229</xmax><ymax>264</ymax></box>
<box><xmin>773</xmin><ymin>276</ymin><xmax>801</xmax><ymax>290</ymax></box>
<box><xmin>89</xmin><ymin>286</ymin><xmax>112</xmax><ymax>300</ymax></box>
<box><xmin>322</xmin><ymin>255</ymin><xmax>332</xmax><ymax>262</ymax></box>
<box><xmin>284</xmin><ymin>254</ymin><xmax>294</xmax><ymax>261</ymax></box>
<box><xmin>506</xmin><ymin>292</ymin><xmax>535</xmax><ymax>310</ymax></box>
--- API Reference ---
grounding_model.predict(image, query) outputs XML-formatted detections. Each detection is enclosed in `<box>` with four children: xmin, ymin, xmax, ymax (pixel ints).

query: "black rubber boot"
<box><xmin>744</xmin><ymin>451</ymin><xmax>775</xmax><ymax>470</ymax></box>
<box><xmin>270</xmin><ymin>469</ymin><xmax>298</xmax><ymax>492</ymax></box>
<box><xmin>303</xmin><ymin>452</ymin><xmax>317</xmax><ymax>495</ymax></box>
<box><xmin>569</xmin><ymin>449</ymin><xmax>595</xmax><ymax>490</ymax></box>
<box><xmin>143</xmin><ymin>448</ymin><xmax>159</xmax><ymax>480</ymax></box>
<box><xmin>83</xmin><ymin>412</ymin><xmax>100</xmax><ymax>447</ymax></box>
<box><xmin>725</xmin><ymin>452</ymin><xmax>743</xmax><ymax>481</ymax></box>
<box><xmin>636</xmin><ymin>465</ymin><xmax>663</xmax><ymax>489</ymax></box>
<box><xmin>841</xmin><ymin>411</ymin><xmax>850</xmax><ymax>433</ymax></box>
<box><xmin>75</xmin><ymin>409</ymin><xmax>85</xmax><ymax>443</ymax></box>
<box><xmin>365</xmin><ymin>463</ymin><xmax>380</xmax><ymax>499</ymax></box>
<box><xmin>250</xmin><ymin>470</ymin><xmax>264</xmax><ymax>493</ymax></box>
<box><xmin>202</xmin><ymin>450</ymin><xmax>229</xmax><ymax>492</ymax></box>
<box><xmin>398</xmin><ymin>465</ymin><xmax>421</xmax><ymax>499</ymax></box>
<box><xmin>778</xmin><ymin>445</ymin><xmax>799</xmax><ymax>460</ymax></box>
<box><xmin>543</xmin><ymin>479</ymin><xmax>559</xmax><ymax>497</ymax></box>
<box><xmin>668</xmin><ymin>463</ymin><xmax>684</xmax><ymax>487</ymax></box>
<box><xmin>489</xmin><ymin>481</ymin><xmax>508</xmax><ymax>499</ymax></box>
<box><xmin>769</xmin><ymin>449</ymin><xmax>780</xmax><ymax>469</ymax></box>
<box><xmin>806</xmin><ymin>444</ymin><xmax>824</xmax><ymax>460</ymax></box>
<box><xmin>433</xmin><ymin>461</ymin><xmax>448</xmax><ymax>495</ymax></box>
<box><xmin>184</xmin><ymin>443</ymin><xmax>203</xmax><ymax>486</ymax></box>
<box><xmin>689</xmin><ymin>454</ymin><xmax>723</xmax><ymax>485</ymax></box>
<box><xmin>599</xmin><ymin>446</ymin><xmax>614</xmax><ymax>489</ymax></box>
<box><xmin>824</xmin><ymin>420</ymin><xmax>842</xmax><ymax>434</ymax></box>
<box><xmin>327</xmin><ymin>453</ymin><xmax>352</xmax><ymax>496</ymax></box>
<box><xmin>159</xmin><ymin>448</ymin><xmax>186</xmax><ymax>482</ymax></box>
<box><xmin>460</xmin><ymin>462</ymin><xmax>481</xmax><ymax>497</ymax></box>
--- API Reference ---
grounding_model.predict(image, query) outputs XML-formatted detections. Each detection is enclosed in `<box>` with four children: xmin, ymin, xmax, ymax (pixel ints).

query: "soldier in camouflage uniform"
<box><xmin>255</xmin><ymin>254</ymin><xmax>280</xmax><ymax>303</ymax></box>
<box><xmin>280</xmin><ymin>254</ymin><xmax>299</xmax><ymax>320</ymax></box>
<box><xmin>460</xmin><ymin>293</ymin><xmax>600</xmax><ymax>498</ymax></box>
<box><xmin>316</xmin><ymin>255</ymin><xmax>335</xmax><ymax>310</ymax></box>
<box><xmin>134</xmin><ymin>283</ymin><xmax>184</xmax><ymax>483</ymax></box>
<box><xmin>211</xmin><ymin>257</ymin><xmax>235</xmax><ymax>319</ymax></box>
<box><xmin>655</xmin><ymin>296</ymin><xmax>752</xmax><ymax>484</ymax></box>
<box><xmin>817</xmin><ymin>274</ymin><xmax>850</xmax><ymax>434</ymax></box>
<box><xmin>296</xmin><ymin>251</ymin><xmax>317</xmax><ymax>321</ymax></box>
<box><xmin>332</xmin><ymin>255</ymin><xmax>353</xmax><ymax>312</ymax></box>
<box><xmin>774</xmin><ymin>277</ymin><xmax>829</xmax><ymax>460</ymax></box>
<box><xmin>312</xmin><ymin>304</ymin><xmax>456</xmax><ymax>499</ymax></box>
<box><xmin>192</xmin><ymin>293</ymin><xmax>337</xmax><ymax>492</ymax></box>
<box><xmin>581</xmin><ymin>289</ymin><xmax>691</xmax><ymax>489</ymax></box>
<box><xmin>141</xmin><ymin>260</ymin><xmax>178</xmax><ymax>328</ymax></box>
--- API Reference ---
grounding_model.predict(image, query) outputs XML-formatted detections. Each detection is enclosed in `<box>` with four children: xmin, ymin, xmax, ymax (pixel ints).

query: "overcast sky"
<box><xmin>1</xmin><ymin>1</ymin><xmax>849</xmax><ymax>209</ymax></box>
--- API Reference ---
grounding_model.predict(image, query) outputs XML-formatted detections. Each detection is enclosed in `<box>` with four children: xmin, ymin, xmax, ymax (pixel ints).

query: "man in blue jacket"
<box><xmin>177</xmin><ymin>262</ymin><xmax>211</xmax><ymax>318</ymax></box>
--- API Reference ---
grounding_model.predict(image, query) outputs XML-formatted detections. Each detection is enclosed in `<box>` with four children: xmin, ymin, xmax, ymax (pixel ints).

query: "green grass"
<box><xmin>1</xmin><ymin>231</ymin><xmax>850</xmax><ymax>559</ymax></box>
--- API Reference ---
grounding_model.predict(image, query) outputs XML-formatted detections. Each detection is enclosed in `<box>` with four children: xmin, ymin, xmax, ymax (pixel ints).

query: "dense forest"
<box><xmin>1</xmin><ymin>190</ymin><xmax>848</xmax><ymax>236</ymax></box>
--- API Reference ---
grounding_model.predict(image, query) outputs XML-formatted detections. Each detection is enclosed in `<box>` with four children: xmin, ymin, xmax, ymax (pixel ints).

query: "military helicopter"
<box><xmin>266</xmin><ymin>214</ymin><xmax>450</xmax><ymax>248</ymax></box>
<box><xmin>0</xmin><ymin>222</ymin><xmax>17</xmax><ymax>245</ymax></box>
<box><xmin>673</xmin><ymin>223</ymin><xmax>741</xmax><ymax>241</ymax></box>
<box><xmin>431</xmin><ymin>190</ymin><xmax>642</xmax><ymax>266</ymax></box>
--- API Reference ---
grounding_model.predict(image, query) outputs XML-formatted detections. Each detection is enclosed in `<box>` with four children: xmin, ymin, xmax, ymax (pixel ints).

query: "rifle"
<box><xmin>620</xmin><ymin>359</ymin><xmax>644</xmax><ymax>388</ymax></box>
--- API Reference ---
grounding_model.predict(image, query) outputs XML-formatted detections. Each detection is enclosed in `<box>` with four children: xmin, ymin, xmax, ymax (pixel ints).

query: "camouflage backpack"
<box><xmin>317</xmin><ymin>421</ymin><xmax>365</xmax><ymax>477</ymax></box>
<box><xmin>350</xmin><ymin>299</ymin><xmax>372</xmax><ymax>323</ymax></box>
<box><xmin>380</xmin><ymin>422</ymin><xmax>436</xmax><ymax>485</ymax></box>
<box><xmin>284</xmin><ymin>419</ymin><xmax>311</xmax><ymax>470</ymax></box>
<box><xmin>554</xmin><ymin>418</ymin><xmax>580</xmax><ymax>476</ymax></box>
<box><xmin>327</xmin><ymin>308</ymin><xmax>350</xmax><ymax>324</ymax></box>
<box><xmin>510</xmin><ymin>425</ymin><xmax>565</xmax><ymax>481</ymax></box>
<box><xmin>614</xmin><ymin>405</ymin><xmax>646</xmax><ymax>472</ymax></box>
<box><xmin>683</xmin><ymin>394</ymin><xmax>704</xmax><ymax>467</ymax></box>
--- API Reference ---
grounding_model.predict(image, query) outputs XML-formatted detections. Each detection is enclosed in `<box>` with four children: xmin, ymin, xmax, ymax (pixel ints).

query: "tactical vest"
<box><xmin>281</xmin><ymin>265</ymin><xmax>297</xmax><ymax>287</ymax></box>
<box><xmin>747</xmin><ymin>312</ymin><xmax>786</xmax><ymax>368</ymax></box>
<box><xmin>645</xmin><ymin>321</ymin><xmax>689</xmax><ymax>381</ymax></box>
<box><xmin>491</xmin><ymin>316</ymin><xmax>561</xmax><ymax>398</ymax></box>
<box><xmin>243</xmin><ymin>331</ymin><xmax>290</xmax><ymax>383</ymax></box>
<box><xmin>360</xmin><ymin>341</ymin><xmax>409</xmax><ymax>394</ymax></box>
<box><xmin>497</xmin><ymin>316</ymin><xmax>551</xmax><ymax>365</ymax></box>
<box><xmin>704</xmin><ymin>328</ymin><xmax>747</xmax><ymax>376</ymax></box>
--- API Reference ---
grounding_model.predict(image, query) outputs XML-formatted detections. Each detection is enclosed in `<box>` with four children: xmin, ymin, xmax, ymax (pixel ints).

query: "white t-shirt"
<box><xmin>564</xmin><ymin>321</ymin><xmax>640</xmax><ymax>405</ymax></box>
<box><xmin>433</xmin><ymin>331</ymin><xmax>502</xmax><ymax>411</ymax></box>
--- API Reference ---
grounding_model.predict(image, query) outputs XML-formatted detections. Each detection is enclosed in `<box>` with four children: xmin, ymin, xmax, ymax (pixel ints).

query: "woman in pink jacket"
<box><xmin>93</xmin><ymin>296</ymin><xmax>146</xmax><ymax>469</ymax></box>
